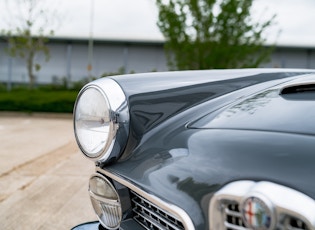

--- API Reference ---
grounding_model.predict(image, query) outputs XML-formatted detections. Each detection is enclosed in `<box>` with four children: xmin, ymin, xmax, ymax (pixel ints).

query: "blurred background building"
<box><xmin>0</xmin><ymin>37</ymin><xmax>315</xmax><ymax>85</ymax></box>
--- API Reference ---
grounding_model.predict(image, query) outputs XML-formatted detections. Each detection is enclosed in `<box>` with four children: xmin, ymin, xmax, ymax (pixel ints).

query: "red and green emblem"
<box><xmin>242</xmin><ymin>196</ymin><xmax>273</xmax><ymax>230</ymax></box>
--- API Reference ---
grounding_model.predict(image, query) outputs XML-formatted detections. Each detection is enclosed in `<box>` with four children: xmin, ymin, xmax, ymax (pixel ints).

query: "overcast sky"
<box><xmin>1</xmin><ymin>0</ymin><xmax>315</xmax><ymax>47</ymax></box>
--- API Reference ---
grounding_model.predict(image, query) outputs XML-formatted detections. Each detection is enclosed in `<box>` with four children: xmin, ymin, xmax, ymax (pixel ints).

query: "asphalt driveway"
<box><xmin>0</xmin><ymin>113</ymin><xmax>96</xmax><ymax>230</ymax></box>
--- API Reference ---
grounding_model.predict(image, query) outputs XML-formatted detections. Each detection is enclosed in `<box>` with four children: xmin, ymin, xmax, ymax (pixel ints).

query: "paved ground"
<box><xmin>0</xmin><ymin>113</ymin><xmax>97</xmax><ymax>230</ymax></box>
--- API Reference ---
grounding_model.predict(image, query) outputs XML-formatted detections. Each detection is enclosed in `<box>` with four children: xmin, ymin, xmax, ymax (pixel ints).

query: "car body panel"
<box><xmin>74</xmin><ymin>69</ymin><xmax>315</xmax><ymax>230</ymax></box>
<box><xmin>104</xmin><ymin>129</ymin><xmax>315</xmax><ymax>229</ymax></box>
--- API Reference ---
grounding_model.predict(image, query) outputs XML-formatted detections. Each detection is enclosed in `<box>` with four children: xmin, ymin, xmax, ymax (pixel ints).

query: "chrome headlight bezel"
<box><xmin>73</xmin><ymin>78</ymin><xmax>129</xmax><ymax>163</ymax></box>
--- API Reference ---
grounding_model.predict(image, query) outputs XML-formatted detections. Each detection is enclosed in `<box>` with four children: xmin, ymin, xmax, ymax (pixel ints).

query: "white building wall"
<box><xmin>127</xmin><ymin>44</ymin><xmax>168</xmax><ymax>73</ymax></box>
<box><xmin>0</xmin><ymin>43</ymin><xmax>28</xmax><ymax>84</ymax></box>
<box><xmin>262</xmin><ymin>47</ymin><xmax>315</xmax><ymax>69</ymax></box>
<box><xmin>92</xmin><ymin>44</ymin><xmax>127</xmax><ymax>75</ymax></box>
<box><xmin>39</xmin><ymin>43</ymin><xmax>69</xmax><ymax>83</ymax></box>
<box><xmin>1</xmin><ymin>38</ymin><xmax>315</xmax><ymax>85</ymax></box>
<box><xmin>0</xmin><ymin>39</ymin><xmax>168</xmax><ymax>85</ymax></box>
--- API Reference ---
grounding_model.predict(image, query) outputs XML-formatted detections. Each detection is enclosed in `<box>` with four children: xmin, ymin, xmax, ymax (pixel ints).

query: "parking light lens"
<box><xmin>89</xmin><ymin>174</ymin><xmax>122</xmax><ymax>229</ymax></box>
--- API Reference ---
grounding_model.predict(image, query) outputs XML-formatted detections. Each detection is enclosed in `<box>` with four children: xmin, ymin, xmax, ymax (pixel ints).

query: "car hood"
<box><xmin>110</xmin><ymin>69</ymin><xmax>312</xmax><ymax>155</ymax></box>
<box><xmin>189</xmin><ymin>75</ymin><xmax>315</xmax><ymax>135</ymax></box>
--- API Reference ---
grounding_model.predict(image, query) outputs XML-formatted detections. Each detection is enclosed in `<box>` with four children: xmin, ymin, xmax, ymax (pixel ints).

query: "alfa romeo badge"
<box><xmin>241</xmin><ymin>196</ymin><xmax>274</xmax><ymax>230</ymax></box>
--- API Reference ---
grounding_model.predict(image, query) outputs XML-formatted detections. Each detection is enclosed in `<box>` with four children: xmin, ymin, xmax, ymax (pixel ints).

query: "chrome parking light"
<box><xmin>89</xmin><ymin>173</ymin><xmax>122</xmax><ymax>229</ymax></box>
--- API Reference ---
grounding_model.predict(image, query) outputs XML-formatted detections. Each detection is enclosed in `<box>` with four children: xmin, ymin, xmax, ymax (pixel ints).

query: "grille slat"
<box><xmin>130</xmin><ymin>190</ymin><xmax>184</xmax><ymax>230</ymax></box>
<box><xmin>224</xmin><ymin>221</ymin><xmax>248</xmax><ymax>230</ymax></box>
<box><xmin>132</xmin><ymin>199</ymin><xmax>177</xmax><ymax>228</ymax></box>
<box><xmin>224</xmin><ymin>208</ymin><xmax>242</xmax><ymax>218</ymax></box>
<box><xmin>133</xmin><ymin>211</ymin><xmax>165</xmax><ymax>230</ymax></box>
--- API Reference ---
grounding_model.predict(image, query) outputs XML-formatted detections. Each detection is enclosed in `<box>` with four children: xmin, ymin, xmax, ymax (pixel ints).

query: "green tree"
<box><xmin>156</xmin><ymin>0</ymin><xmax>276</xmax><ymax>70</ymax></box>
<box><xmin>1</xmin><ymin>0</ymin><xmax>57</xmax><ymax>88</ymax></box>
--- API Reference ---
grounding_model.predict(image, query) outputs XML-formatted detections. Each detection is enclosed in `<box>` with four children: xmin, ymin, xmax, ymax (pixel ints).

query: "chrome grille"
<box><xmin>222</xmin><ymin>201</ymin><xmax>309</xmax><ymax>230</ymax></box>
<box><xmin>223</xmin><ymin>202</ymin><xmax>247</xmax><ymax>230</ymax></box>
<box><xmin>209</xmin><ymin>181</ymin><xmax>314</xmax><ymax>230</ymax></box>
<box><xmin>280</xmin><ymin>215</ymin><xmax>309</xmax><ymax>230</ymax></box>
<box><xmin>130</xmin><ymin>190</ymin><xmax>185</xmax><ymax>230</ymax></box>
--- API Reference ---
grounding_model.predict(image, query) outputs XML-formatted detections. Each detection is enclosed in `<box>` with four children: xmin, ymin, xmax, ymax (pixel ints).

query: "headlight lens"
<box><xmin>73</xmin><ymin>78</ymin><xmax>129</xmax><ymax>163</ymax></box>
<box><xmin>89</xmin><ymin>174</ymin><xmax>122</xmax><ymax>229</ymax></box>
<box><xmin>74</xmin><ymin>86</ymin><xmax>113</xmax><ymax>158</ymax></box>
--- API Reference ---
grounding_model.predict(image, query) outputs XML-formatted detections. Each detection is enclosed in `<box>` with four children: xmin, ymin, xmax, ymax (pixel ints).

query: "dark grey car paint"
<box><xmin>95</xmin><ymin>69</ymin><xmax>315</xmax><ymax>229</ymax></box>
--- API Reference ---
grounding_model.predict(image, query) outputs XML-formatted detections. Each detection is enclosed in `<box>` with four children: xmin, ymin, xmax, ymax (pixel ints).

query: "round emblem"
<box><xmin>241</xmin><ymin>196</ymin><xmax>273</xmax><ymax>230</ymax></box>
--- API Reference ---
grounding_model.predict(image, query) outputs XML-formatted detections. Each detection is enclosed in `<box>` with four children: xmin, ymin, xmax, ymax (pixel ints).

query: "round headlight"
<box><xmin>74</xmin><ymin>86</ymin><xmax>112</xmax><ymax>158</ymax></box>
<box><xmin>89</xmin><ymin>174</ymin><xmax>122</xmax><ymax>229</ymax></box>
<box><xmin>74</xmin><ymin>78</ymin><xmax>129</xmax><ymax>163</ymax></box>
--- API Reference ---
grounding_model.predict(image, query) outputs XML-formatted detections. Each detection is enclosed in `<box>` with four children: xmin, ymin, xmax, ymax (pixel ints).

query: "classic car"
<box><xmin>72</xmin><ymin>69</ymin><xmax>315</xmax><ymax>230</ymax></box>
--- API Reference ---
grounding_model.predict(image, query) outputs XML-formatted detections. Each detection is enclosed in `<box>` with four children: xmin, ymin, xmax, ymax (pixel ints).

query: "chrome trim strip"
<box><xmin>224</xmin><ymin>221</ymin><xmax>247</xmax><ymax>230</ymax></box>
<box><xmin>225</xmin><ymin>208</ymin><xmax>242</xmax><ymax>218</ymax></box>
<box><xmin>97</xmin><ymin>167</ymin><xmax>195</xmax><ymax>230</ymax></box>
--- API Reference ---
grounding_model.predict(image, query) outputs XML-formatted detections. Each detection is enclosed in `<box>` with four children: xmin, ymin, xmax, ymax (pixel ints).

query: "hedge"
<box><xmin>0</xmin><ymin>89</ymin><xmax>79</xmax><ymax>113</ymax></box>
